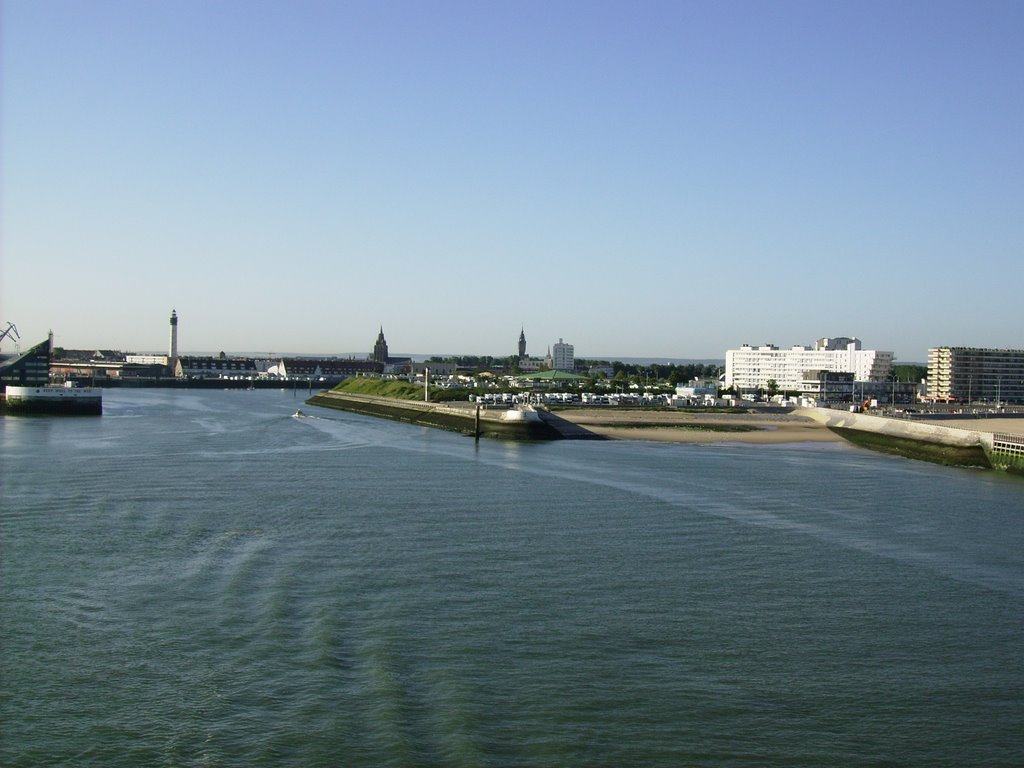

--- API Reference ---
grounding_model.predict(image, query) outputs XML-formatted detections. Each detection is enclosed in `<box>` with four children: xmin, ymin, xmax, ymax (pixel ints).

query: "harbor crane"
<box><xmin>0</xmin><ymin>321</ymin><xmax>20</xmax><ymax>346</ymax></box>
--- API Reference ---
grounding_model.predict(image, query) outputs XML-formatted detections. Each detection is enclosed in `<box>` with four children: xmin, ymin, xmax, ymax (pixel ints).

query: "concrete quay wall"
<box><xmin>797</xmin><ymin>407</ymin><xmax>988</xmax><ymax>447</ymax></box>
<box><xmin>796</xmin><ymin>407</ymin><xmax>996</xmax><ymax>470</ymax></box>
<box><xmin>306</xmin><ymin>391</ymin><xmax>562</xmax><ymax>440</ymax></box>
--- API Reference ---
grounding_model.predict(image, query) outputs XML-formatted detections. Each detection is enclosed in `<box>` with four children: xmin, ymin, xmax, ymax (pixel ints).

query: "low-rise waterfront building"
<box><xmin>672</xmin><ymin>380</ymin><xmax>720</xmax><ymax>407</ymax></box>
<box><xmin>263</xmin><ymin>358</ymin><xmax>383</xmax><ymax>382</ymax></box>
<box><xmin>175</xmin><ymin>356</ymin><xmax>259</xmax><ymax>379</ymax></box>
<box><xmin>926</xmin><ymin>347</ymin><xmax>1024</xmax><ymax>404</ymax></box>
<box><xmin>518</xmin><ymin>356</ymin><xmax>546</xmax><ymax>373</ymax></box>
<box><xmin>50</xmin><ymin>359</ymin><xmax>167</xmax><ymax>381</ymax></box>
<box><xmin>420</xmin><ymin>361</ymin><xmax>459</xmax><ymax>376</ymax></box>
<box><xmin>126</xmin><ymin>353</ymin><xmax>170</xmax><ymax>366</ymax></box>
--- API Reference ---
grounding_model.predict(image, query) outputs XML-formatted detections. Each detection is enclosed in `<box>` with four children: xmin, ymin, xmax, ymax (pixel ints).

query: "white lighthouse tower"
<box><xmin>168</xmin><ymin>310</ymin><xmax>179</xmax><ymax>367</ymax></box>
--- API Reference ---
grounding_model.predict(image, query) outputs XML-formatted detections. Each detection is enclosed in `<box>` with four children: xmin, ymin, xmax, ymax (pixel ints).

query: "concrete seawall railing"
<box><xmin>989</xmin><ymin>433</ymin><xmax>1024</xmax><ymax>474</ymax></box>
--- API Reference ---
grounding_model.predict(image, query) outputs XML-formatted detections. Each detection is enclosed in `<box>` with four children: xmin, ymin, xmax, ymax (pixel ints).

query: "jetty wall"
<box><xmin>306</xmin><ymin>391</ymin><xmax>562</xmax><ymax>440</ymax></box>
<box><xmin>795</xmin><ymin>407</ymin><xmax>999</xmax><ymax>470</ymax></box>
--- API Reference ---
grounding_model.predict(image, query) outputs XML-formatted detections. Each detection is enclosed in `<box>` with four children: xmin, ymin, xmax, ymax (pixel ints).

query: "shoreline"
<box><xmin>543</xmin><ymin>408</ymin><xmax>841</xmax><ymax>444</ymax></box>
<box><xmin>306</xmin><ymin>392</ymin><xmax>1024</xmax><ymax>472</ymax></box>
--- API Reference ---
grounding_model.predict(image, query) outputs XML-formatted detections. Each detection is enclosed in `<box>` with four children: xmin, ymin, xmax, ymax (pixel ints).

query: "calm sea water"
<box><xmin>2</xmin><ymin>388</ymin><xmax>1023</xmax><ymax>767</ymax></box>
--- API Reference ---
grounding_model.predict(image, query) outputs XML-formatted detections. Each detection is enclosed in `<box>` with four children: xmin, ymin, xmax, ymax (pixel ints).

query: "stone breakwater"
<box><xmin>306</xmin><ymin>391</ymin><xmax>563</xmax><ymax>440</ymax></box>
<box><xmin>797</xmin><ymin>407</ymin><xmax>1024</xmax><ymax>474</ymax></box>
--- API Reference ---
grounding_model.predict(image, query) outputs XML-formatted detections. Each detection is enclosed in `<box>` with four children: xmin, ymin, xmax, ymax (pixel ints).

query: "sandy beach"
<box><xmin>548</xmin><ymin>408</ymin><xmax>841</xmax><ymax>444</ymax></box>
<box><xmin>546</xmin><ymin>408</ymin><xmax>1024</xmax><ymax>445</ymax></box>
<box><xmin>915</xmin><ymin>418</ymin><xmax>1024</xmax><ymax>437</ymax></box>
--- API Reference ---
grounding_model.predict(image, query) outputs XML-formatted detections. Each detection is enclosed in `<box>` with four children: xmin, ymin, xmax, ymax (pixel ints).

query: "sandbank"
<box><xmin>548</xmin><ymin>408</ymin><xmax>841</xmax><ymax>444</ymax></box>
<box><xmin>915</xmin><ymin>418</ymin><xmax>1024</xmax><ymax>437</ymax></box>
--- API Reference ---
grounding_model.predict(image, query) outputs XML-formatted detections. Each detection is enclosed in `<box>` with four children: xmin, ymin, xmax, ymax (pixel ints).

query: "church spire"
<box><xmin>372</xmin><ymin>327</ymin><xmax>389</xmax><ymax>365</ymax></box>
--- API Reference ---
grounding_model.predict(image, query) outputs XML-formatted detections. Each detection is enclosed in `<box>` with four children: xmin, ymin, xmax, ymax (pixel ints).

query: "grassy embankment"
<box><xmin>330</xmin><ymin>376</ymin><xmax>425</xmax><ymax>399</ymax></box>
<box><xmin>331</xmin><ymin>376</ymin><xmax>480</xmax><ymax>402</ymax></box>
<box><xmin>309</xmin><ymin>378</ymin><xmax>560</xmax><ymax>440</ymax></box>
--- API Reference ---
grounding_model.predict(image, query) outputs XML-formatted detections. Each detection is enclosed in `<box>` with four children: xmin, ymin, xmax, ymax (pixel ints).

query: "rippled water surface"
<box><xmin>2</xmin><ymin>389</ymin><xmax>1023</xmax><ymax>766</ymax></box>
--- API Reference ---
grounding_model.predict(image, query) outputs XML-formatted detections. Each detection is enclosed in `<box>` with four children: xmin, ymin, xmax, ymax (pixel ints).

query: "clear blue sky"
<box><xmin>2</xmin><ymin>0</ymin><xmax>1021</xmax><ymax>362</ymax></box>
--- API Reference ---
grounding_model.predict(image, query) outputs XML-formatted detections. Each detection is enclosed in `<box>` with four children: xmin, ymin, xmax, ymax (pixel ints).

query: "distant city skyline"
<box><xmin>4</xmin><ymin>315</ymin><xmax>988</xmax><ymax>366</ymax></box>
<box><xmin>7</xmin><ymin>310</ymin><xmax>1021</xmax><ymax>365</ymax></box>
<box><xmin>3</xmin><ymin>2</ymin><xmax>1022</xmax><ymax>362</ymax></box>
<box><xmin>23</xmin><ymin>313</ymin><xmax>729</xmax><ymax>365</ymax></box>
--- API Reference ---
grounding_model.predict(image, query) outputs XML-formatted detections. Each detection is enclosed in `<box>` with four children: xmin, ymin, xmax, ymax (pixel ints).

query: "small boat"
<box><xmin>292</xmin><ymin>409</ymin><xmax>304</xmax><ymax>418</ymax></box>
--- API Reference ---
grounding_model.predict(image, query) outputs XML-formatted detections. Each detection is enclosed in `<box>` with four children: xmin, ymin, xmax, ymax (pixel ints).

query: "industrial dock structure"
<box><xmin>0</xmin><ymin>331</ymin><xmax>102</xmax><ymax>415</ymax></box>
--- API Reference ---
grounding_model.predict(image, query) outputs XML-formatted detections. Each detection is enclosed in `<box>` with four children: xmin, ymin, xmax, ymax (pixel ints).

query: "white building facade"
<box><xmin>126</xmin><ymin>354</ymin><xmax>169</xmax><ymax>365</ymax></box>
<box><xmin>725</xmin><ymin>337</ymin><xmax>894</xmax><ymax>392</ymax></box>
<box><xmin>549</xmin><ymin>339</ymin><xmax>575</xmax><ymax>372</ymax></box>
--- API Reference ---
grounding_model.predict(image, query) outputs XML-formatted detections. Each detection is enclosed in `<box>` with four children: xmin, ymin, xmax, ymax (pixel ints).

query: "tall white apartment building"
<box><xmin>725</xmin><ymin>337</ymin><xmax>893</xmax><ymax>392</ymax></box>
<box><xmin>550</xmin><ymin>338</ymin><xmax>575</xmax><ymax>372</ymax></box>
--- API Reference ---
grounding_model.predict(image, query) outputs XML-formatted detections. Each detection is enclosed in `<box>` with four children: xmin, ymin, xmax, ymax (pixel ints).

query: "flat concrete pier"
<box><xmin>306</xmin><ymin>391</ymin><xmax>562</xmax><ymax>440</ymax></box>
<box><xmin>536</xmin><ymin>410</ymin><xmax>607</xmax><ymax>440</ymax></box>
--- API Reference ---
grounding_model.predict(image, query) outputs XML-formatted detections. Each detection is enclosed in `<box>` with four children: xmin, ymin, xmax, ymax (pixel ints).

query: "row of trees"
<box><xmin>892</xmin><ymin>364</ymin><xmax>928</xmax><ymax>383</ymax></box>
<box><xmin>424</xmin><ymin>356</ymin><xmax>927</xmax><ymax>389</ymax></box>
<box><xmin>425</xmin><ymin>355</ymin><xmax>722</xmax><ymax>386</ymax></box>
<box><xmin>582</xmin><ymin>360</ymin><xmax>721</xmax><ymax>386</ymax></box>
